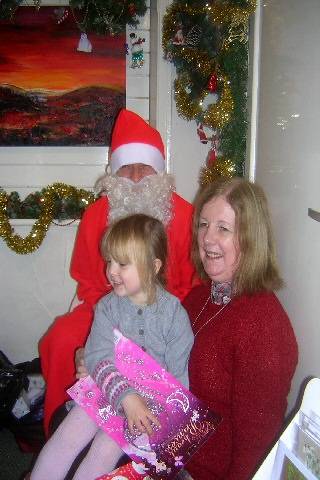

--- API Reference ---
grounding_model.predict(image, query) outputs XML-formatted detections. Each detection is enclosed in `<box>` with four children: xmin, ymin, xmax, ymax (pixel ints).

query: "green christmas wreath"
<box><xmin>162</xmin><ymin>0</ymin><xmax>256</xmax><ymax>183</ymax></box>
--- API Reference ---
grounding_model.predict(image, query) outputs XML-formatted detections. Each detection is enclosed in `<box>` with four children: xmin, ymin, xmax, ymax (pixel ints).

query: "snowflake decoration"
<box><xmin>154</xmin><ymin>459</ymin><xmax>167</xmax><ymax>472</ymax></box>
<box><xmin>191</xmin><ymin>409</ymin><xmax>200</xmax><ymax>422</ymax></box>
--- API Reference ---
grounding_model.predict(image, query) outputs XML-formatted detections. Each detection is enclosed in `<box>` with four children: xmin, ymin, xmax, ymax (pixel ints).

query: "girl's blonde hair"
<box><xmin>192</xmin><ymin>177</ymin><xmax>284</xmax><ymax>295</ymax></box>
<box><xmin>101</xmin><ymin>213</ymin><xmax>167</xmax><ymax>304</ymax></box>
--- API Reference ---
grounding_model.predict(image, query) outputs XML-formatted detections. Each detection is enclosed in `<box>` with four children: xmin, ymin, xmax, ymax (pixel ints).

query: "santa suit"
<box><xmin>39</xmin><ymin>193</ymin><xmax>198</xmax><ymax>434</ymax></box>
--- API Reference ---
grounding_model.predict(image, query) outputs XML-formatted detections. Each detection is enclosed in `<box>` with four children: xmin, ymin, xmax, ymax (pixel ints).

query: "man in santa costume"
<box><xmin>39</xmin><ymin>109</ymin><xmax>199</xmax><ymax>435</ymax></box>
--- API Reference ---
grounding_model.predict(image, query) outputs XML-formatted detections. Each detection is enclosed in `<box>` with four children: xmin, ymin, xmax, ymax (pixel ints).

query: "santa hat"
<box><xmin>110</xmin><ymin>109</ymin><xmax>165</xmax><ymax>174</ymax></box>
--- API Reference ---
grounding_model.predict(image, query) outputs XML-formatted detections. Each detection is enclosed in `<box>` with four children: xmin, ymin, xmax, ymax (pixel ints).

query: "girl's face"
<box><xmin>197</xmin><ymin>195</ymin><xmax>239</xmax><ymax>283</ymax></box>
<box><xmin>106</xmin><ymin>256</ymin><xmax>148</xmax><ymax>305</ymax></box>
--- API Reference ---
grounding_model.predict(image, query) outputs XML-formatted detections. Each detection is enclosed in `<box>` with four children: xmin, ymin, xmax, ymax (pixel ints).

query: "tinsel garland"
<box><xmin>199</xmin><ymin>157</ymin><xmax>237</xmax><ymax>186</ymax></box>
<box><xmin>174</xmin><ymin>72</ymin><xmax>234</xmax><ymax>130</ymax></box>
<box><xmin>206</xmin><ymin>2</ymin><xmax>256</xmax><ymax>26</ymax></box>
<box><xmin>0</xmin><ymin>183</ymin><xmax>94</xmax><ymax>254</ymax></box>
<box><xmin>162</xmin><ymin>0</ymin><xmax>256</xmax><ymax>181</ymax></box>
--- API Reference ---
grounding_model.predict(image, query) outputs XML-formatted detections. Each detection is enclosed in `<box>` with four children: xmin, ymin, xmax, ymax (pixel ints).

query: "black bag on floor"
<box><xmin>0</xmin><ymin>352</ymin><xmax>46</xmax><ymax>452</ymax></box>
<box><xmin>0</xmin><ymin>351</ymin><xmax>29</xmax><ymax>426</ymax></box>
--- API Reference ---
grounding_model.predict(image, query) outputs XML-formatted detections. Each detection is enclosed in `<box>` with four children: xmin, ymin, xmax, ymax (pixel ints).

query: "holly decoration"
<box><xmin>162</xmin><ymin>0</ymin><xmax>256</xmax><ymax>183</ymax></box>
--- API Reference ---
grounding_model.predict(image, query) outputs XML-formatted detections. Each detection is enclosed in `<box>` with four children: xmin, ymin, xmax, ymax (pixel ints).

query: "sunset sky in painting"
<box><xmin>0</xmin><ymin>7</ymin><xmax>125</xmax><ymax>93</ymax></box>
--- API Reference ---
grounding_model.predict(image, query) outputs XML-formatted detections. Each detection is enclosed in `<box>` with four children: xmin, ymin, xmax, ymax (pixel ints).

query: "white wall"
<box><xmin>171</xmin><ymin>104</ymin><xmax>209</xmax><ymax>203</ymax></box>
<box><xmin>0</xmin><ymin>0</ymin><xmax>205</xmax><ymax>363</ymax></box>
<box><xmin>0</xmin><ymin>220</ymin><xmax>79</xmax><ymax>362</ymax></box>
<box><xmin>252</xmin><ymin>0</ymin><xmax>320</xmax><ymax>414</ymax></box>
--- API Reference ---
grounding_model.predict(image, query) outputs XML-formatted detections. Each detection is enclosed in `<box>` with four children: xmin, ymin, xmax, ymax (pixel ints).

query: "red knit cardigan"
<box><xmin>183</xmin><ymin>283</ymin><xmax>298</xmax><ymax>480</ymax></box>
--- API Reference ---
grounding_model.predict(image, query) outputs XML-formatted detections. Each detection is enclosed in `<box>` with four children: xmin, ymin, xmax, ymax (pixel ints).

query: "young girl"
<box><xmin>30</xmin><ymin>214</ymin><xmax>194</xmax><ymax>480</ymax></box>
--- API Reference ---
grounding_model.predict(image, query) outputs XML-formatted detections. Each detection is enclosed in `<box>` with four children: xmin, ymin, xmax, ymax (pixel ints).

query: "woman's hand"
<box><xmin>121</xmin><ymin>393</ymin><xmax>161</xmax><ymax>436</ymax></box>
<box><xmin>74</xmin><ymin>347</ymin><xmax>88</xmax><ymax>379</ymax></box>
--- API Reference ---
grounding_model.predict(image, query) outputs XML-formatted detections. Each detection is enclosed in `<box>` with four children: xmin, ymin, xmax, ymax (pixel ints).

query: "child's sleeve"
<box><xmin>85</xmin><ymin>298</ymin><xmax>136</xmax><ymax>414</ymax></box>
<box><xmin>164</xmin><ymin>300</ymin><xmax>194</xmax><ymax>388</ymax></box>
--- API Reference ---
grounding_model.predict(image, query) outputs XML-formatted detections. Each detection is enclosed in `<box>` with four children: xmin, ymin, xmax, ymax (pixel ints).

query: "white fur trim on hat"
<box><xmin>110</xmin><ymin>142</ymin><xmax>165</xmax><ymax>174</ymax></box>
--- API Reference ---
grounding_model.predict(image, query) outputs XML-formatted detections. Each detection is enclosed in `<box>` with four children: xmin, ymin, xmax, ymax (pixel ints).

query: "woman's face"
<box><xmin>198</xmin><ymin>196</ymin><xmax>239</xmax><ymax>283</ymax></box>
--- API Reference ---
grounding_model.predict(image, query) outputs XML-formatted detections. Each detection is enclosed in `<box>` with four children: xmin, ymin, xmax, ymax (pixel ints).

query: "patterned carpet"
<box><xmin>0</xmin><ymin>428</ymin><xmax>34</xmax><ymax>480</ymax></box>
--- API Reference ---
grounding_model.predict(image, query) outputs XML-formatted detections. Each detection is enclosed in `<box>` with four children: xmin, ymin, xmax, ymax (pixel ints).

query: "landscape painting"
<box><xmin>0</xmin><ymin>7</ymin><xmax>126</xmax><ymax>146</ymax></box>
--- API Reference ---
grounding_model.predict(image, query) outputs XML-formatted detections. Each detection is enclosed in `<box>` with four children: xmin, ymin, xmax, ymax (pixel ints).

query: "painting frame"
<box><xmin>0</xmin><ymin>5</ymin><xmax>126</xmax><ymax>147</ymax></box>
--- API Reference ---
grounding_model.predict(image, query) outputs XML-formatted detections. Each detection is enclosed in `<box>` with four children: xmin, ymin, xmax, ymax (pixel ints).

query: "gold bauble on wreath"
<box><xmin>0</xmin><ymin>183</ymin><xmax>94</xmax><ymax>254</ymax></box>
<box><xmin>174</xmin><ymin>72</ymin><xmax>234</xmax><ymax>130</ymax></box>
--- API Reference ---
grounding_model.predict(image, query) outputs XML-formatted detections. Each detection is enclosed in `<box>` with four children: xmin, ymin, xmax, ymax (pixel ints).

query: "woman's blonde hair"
<box><xmin>192</xmin><ymin>177</ymin><xmax>284</xmax><ymax>295</ymax></box>
<box><xmin>101</xmin><ymin>213</ymin><xmax>167</xmax><ymax>304</ymax></box>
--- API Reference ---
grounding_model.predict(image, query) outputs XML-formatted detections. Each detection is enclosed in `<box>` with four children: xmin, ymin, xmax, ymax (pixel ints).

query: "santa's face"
<box><xmin>116</xmin><ymin>163</ymin><xmax>156</xmax><ymax>183</ymax></box>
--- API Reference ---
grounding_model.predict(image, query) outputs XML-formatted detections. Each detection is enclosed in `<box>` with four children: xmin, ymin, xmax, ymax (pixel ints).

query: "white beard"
<box><xmin>95</xmin><ymin>172</ymin><xmax>175</xmax><ymax>226</ymax></box>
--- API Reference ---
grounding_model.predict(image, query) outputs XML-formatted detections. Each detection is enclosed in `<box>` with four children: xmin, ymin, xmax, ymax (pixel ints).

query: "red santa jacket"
<box><xmin>71</xmin><ymin>193</ymin><xmax>198</xmax><ymax>305</ymax></box>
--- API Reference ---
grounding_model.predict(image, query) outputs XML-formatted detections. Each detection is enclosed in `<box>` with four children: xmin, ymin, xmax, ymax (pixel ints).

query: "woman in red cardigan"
<box><xmin>182</xmin><ymin>177</ymin><xmax>298</xmax><ymax>480</ymax></box>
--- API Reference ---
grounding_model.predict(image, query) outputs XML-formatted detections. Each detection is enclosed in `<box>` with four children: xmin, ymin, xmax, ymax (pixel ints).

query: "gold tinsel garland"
<box><xmin>206</xmin><ymin>2</ymin><xmax>256</xmax><ymax>28</ymax></box>
<box><xmin>176</xmin><ymin>47</ymin><xmax>216</xmax><ymax>78</ymax></box>
<box><xmin>174</xmin><ymin>72</ymin><xmax>234</xmax><ymax>130</ymax></box>
<box><xmin>0</xmin><ymin>183</ymin><xmax>94</xmax><ymax>254</ymax></box>
<box><xmin>199</xmin><ymin>157</ymin><xmax>237</xmax><ymax>185</ymax></box>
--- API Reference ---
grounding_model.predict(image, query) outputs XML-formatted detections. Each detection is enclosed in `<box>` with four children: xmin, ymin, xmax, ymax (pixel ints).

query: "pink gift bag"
<box><xmin>67</xmin><ymin>329</ymin><xmax>221</xmax><ymax>480</ymax></box>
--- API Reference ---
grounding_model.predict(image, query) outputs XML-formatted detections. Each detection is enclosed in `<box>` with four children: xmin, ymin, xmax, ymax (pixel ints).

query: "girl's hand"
<box><xmin>75</xmin><ymin>347</ymin><xmax>88</xmax><ymax>379</ymax></box>
<box><xmin>121</xmin><ymin>393</ymin><xmax>161</xmax><ymax>436</ymax></box>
